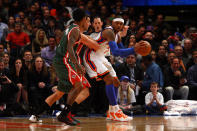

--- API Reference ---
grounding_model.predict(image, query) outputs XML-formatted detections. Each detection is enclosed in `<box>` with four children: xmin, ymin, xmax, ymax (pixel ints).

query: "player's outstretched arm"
<box><xmin>80</xmin><ymin>33</ymin><xmax>100</xmax><ymax>51</ymax></box>
<box><xmin>102</xmin><ymin>29</ymin><xmax>135</xmax><ymax>57</ymax></box>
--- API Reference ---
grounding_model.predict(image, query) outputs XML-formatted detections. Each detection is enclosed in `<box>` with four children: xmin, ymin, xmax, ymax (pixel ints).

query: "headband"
<box><xmin>113</xmin><ymin>18</ymin><xmax>124</xmax><ymax>23</ymax></box>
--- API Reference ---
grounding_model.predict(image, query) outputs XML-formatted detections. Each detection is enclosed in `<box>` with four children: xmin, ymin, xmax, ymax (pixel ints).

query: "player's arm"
<box><xmin>102</xmin><ymin>29</ymin><xmax>135</xmax><ymax>57</ymax></box>
<box><xmin>67</xmin><ymin>28</ymin><xmax>85</xmax><ymax>75</ymax></box>
<box><xmin>80</xmin><ymin>33</ymin><xmax>100</xmax><ymax>51</ymax></box>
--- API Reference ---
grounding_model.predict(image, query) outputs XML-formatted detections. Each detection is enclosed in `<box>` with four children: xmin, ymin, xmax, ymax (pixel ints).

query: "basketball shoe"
<box><xmin>29</xmin><ymin>115</ymin><xmax>43</xmax><ymax>123</ymax></box>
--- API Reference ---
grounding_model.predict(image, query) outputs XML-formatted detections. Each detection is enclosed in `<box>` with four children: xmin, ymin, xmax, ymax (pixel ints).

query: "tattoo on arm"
<box><xmin>67</xmin><ymin>28</ymin><xmax>80</xmax><ymax>66</ymax></box>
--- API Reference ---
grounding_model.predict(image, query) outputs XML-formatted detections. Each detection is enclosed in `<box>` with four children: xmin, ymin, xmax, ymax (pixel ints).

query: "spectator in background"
<box><xmin>32</xmin><ymin>29</ymin><xmax>48</xmax><ymax>57</ymax></box>
<box><xmin>23</xmin><ymin>50</ymin><xmax>33</xmax><ymax>71</ymax></box>
<box><xmin>10</xmin><ymin>58</ymin><xmax>28</xmax><ymax>109</ymax></box>
<box><xmin>174</xmin><ymin>45</ymin><xmax>186</xmax><ymax>72</ymax></box>
<box><xmin>145</xmin><ymin>82</ymin><xmax>166</xmax><ymax>115</ymax></box>
<box><xmin>28</xmin><ymin>56</ymin><xmax>51</xmax><ymax>113</ymax></box>
<box><xmin>2</xmin><ymin>52</ymin><xmax>10</xmax><ymax>70</ymax></box>
<box><xmin>41</xmin><ymin>36</ymin><xmax>56</xmax><ymax>67</ymax></box>
<box><xmin>46</xmin><ymin>18</ymin><xmax>56</xmax><ymax>37</ymax></box>
<box><xmin>183</xmin><ymin>38</ymin><xmax>193</xmax><ymax>64</ymax></box>
<box><xmin>187</xmin><ymin>49</ymin><xmax>197</xmax><ymax>100</ymax></box>
<box><xmin>6</xmin><ymin>23</ymin><xmax>30</xmax><ymax>60</ymax></box>
<box><xmin>164</xmin><ymin>51</ymin><xmax>176</xmax><ymax>69</ymax></box>
<box><xmin>0</xmin><ymin>44</ymin><xmax>6</xmax><ymax>55</ymax></box>
<box><xmin>156</xmin><ymin>45</ymin><xmax>168</xmax><ymax>71</ymax></box>
<box><xmin>138</xmin><ymin>55</ymin><xmax>163</xmax><ymax>105</ymax></box>
<box><xmin>150</xmin><ymin>50</ymin><xmax>156</xmax><ymax>62</ymax></box>
<box><xmin>135</xmin><ymin>25</ymin><xmax>146</xmax><ymax>42</ymax></box>
<box><xmin>140</xmin><ymin>55</ymin><xmax>163</xmax><ymax>91</ymax></box>
<box><xmin>42</xmin><ymin>9</ymin><xmax>50</xmax><ymax>27</ymax></box>
<box><xmin>161</xmin><ymin>39</ymin><xmax>168</xmax><ymax>51</ymax></box>
<box><xmin>0</xmin><ymin>58</ymin><xmax>24</xmax><ymax>116</ymax></box>
<box><xmin>118</xmin><ymin>76</ymin><xmax>136</xmax><ymax>114</ymax></box>
<box><xmin>128</xmin><ymin>34</ymin><xmax>136</xmax><ymax>48</ymax></box>
<box><xmin>0</xmin><ymin>16</ymin><xmax>8</xmax><ymax>43</ymax></box>
<box><xmin>116</xmin><ymin>54</ymin><xmax>144</xmax><ymax>93</ymax></box>
<box><xmin>54</xmin><ymin>28</ymin><xmax>63</xmax><ymax>45</ymax></box>
<box><xmin>164</xmin><ymin>57</ymin><xmax>189</xmax><ymax>101</ymax></box>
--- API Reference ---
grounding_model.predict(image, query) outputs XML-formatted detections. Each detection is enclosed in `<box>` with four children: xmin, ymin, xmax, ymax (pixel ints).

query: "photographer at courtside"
<box><xmin>0</xmin><ymin>58</ymin><xmax>23</xmax><ymax>116</ymax></box>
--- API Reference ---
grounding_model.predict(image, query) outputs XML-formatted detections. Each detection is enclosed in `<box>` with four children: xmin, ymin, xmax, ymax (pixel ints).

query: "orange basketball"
<box><xmin>135</xmin><ymin>41</ymin><xmax>151</xmax><ymax>56</ymax></box>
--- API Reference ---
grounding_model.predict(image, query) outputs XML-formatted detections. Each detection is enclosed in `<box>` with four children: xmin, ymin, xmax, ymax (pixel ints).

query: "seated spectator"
<box><xmin>145</xmin><ymin>82</ymin><xmax>167</xmax><ymax>115</ymax></box>
<box><xmin>164</xmin><ymin>57</ymin><xmax>189</xmax><ymax>101</ymax></box>
<box><xmin>174</xmin><ymin>45</ymin><xmax>186</xmax><ymax>72</ymax></box>
<box><xmin>0</xmin><ymin>58</ymin><xmax>24</xmax><ymax>116</ymax></box>
<box><xmin>187</xmin><ymin>49</ymin><xmax>197</xmax><ymax>100</ymax></box>
<box><xmin>6</xmin><ymin>23</ymin><xmax>30</xmax><ymax>60</ymax></box>
<box><xmin>118</xmin><ymin>76</ymin><xmax>136</xmax><ymax>111</ymax></box>
<box><xmin>41</xmin><ymin>36</ymin><xmax>56</xmax><ymax>67</ymax></box>
<box><xmin>23</xmin><ymin>50</ymin><xmax>33</xmax><ymax>71</ymax></box>
<box><xmin>32</xmin><ymin>29</ymin><xmax>48</xmax><ymax>57</ymax></box>
<box><xmin>10</xmin><ymin>58</ymin><xmax>28</xmax><ymax>109</ymax></box>
<box><xmin>140</xmin><ymin>55</ymin><xmax>163</xmax><ymax>91</ymax></box>
<box><xmin>138</xmin><ymin>55</ymin><xmax>163</xmax><ymax>105</ymax></box>
<box><xmin>27</xmin><ymin>56</ymin><xmax>51</xmax><ymax>114</ymax></box>
<box><xmin>2</xmin><ymin>52</ymin><xmax>10</xmax><ymax>70</ymax></box>
<box><xmin>155</xmin><ymin>45</ymin><xmax>168</xmax><ymax>71</ymax></box>
<box><xmin>150</xmin><ymin>50</ymin><xmax>156</xmax><ymax>62</ymax></box>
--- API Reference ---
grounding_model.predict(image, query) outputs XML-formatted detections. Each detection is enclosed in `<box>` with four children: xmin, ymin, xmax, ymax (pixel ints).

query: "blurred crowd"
<box><xmin>0</xmin><ymin>0</ymin><xmax>197</xmax><ymax>116</ymax></box>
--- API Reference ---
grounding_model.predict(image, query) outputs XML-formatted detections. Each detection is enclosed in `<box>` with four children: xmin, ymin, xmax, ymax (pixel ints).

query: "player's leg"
<box><xmin>29</xmin><ymin>90</ymin><xmax>65</xmax><ymax>123</ymax></box>
<box><xmin>57</xmin><ymin>81</ymin><xmax>83</xmax><ymax>125</ymax></box>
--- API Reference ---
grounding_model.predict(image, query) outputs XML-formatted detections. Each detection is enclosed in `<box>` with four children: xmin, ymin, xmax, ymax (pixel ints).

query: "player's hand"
<box><xmin>76</xmin><ymin>64</ymin><xmax>85</xmax><ymax>76</ymax></box>
<box><xmin>120</xmin><ymin>25</ymin><xmax>129</xmax><ymax>37</ymax></box>
<box><xmin>134</xmin><ymin>40</ymin><xmax>147</xmax><ymax>50</ymax></box>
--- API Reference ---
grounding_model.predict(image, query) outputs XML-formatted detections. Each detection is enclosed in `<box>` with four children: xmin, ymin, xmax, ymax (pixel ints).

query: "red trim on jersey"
<box><xmin>67</xmin><ymin>27</ymin><xmax>79</xmax><ymax>41</ymax></box>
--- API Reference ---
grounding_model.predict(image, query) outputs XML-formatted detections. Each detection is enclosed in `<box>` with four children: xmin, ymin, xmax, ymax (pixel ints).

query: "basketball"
<box><xmin>134</xmin><ymin>41</ymin><xmax>151</xmax><ymax>56</ymax></box>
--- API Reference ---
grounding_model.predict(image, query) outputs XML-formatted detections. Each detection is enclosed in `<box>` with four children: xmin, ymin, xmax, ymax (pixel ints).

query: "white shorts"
<box><xmin>83</xmin><ymin>49</ymin><xmax>117</xmax><ymax>79</ymax></box>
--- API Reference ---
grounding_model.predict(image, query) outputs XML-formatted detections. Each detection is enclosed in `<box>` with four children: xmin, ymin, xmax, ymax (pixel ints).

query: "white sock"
<box><xmin>113</xmin><ymin>105</ymin><xmax>119</xmax><ymax>112</ymax></box>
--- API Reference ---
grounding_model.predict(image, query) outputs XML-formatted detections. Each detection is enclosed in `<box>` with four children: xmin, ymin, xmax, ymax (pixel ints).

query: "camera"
<box><xmin>0</xmin><ymin>72</ymin><xmax>7</xmax><ymax>83</ymax></box>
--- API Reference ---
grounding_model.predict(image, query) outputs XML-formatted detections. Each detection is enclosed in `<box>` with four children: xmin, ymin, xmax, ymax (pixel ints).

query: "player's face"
<box><xmin>112</xmin><ymin>21</ymin><xmax>124</xmax><ymax>32</ymax></box>
<box><xmin>83</xmin><ymin>17</ymin><xmax>91</xmax><ymax>31</ymax></box>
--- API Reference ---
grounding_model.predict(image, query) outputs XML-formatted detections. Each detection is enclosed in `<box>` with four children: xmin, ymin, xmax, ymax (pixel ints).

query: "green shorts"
<box><xmin>53</xmin><ymin>58</ymin><xmax>75</xmax><ymax>93</ymax></box>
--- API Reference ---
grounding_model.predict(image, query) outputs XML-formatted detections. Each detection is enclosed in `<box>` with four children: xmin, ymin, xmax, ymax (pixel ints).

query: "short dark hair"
<box><xmin>48</xmin><ymin>35</ymin><xmax>56</xmax><ymax>39</ymax></box>
<box><xmin>72</xmin><ymin>8</ymin><xmax>87</xmax><ymax>22</ymax></box>
<box><xmin>151</xmin><ymin>82</ymin><xmax>158</xmax><ymax>86</ymax></box>
<box><xmin>142</xmin><ymin>54</ymin><xmax>152</xmax><ymax>62</ymax></box>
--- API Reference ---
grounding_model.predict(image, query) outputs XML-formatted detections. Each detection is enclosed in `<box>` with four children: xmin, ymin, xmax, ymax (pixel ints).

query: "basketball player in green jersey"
<box><xmin>29</xmin><ymin>8</ymin><xmax>99</xmax><ymax>125</ymax></box>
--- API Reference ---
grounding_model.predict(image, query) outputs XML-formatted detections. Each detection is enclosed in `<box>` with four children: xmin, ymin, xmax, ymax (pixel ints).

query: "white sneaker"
<box><xmin>111</xmin><ymin>110</ymin><xmax>133</xmax><ymax>122</ymax></box>
<box><xmin>29</xmin><ymin>115</ymin><xmax>43</xmax><ymax>123</ymax></box>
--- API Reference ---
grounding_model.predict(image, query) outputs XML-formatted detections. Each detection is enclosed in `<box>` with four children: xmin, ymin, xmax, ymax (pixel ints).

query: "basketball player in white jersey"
<box><xmin>83</xmin><ymin>17</ymin><xmax>145</xmax><ymax>121</ymax></box>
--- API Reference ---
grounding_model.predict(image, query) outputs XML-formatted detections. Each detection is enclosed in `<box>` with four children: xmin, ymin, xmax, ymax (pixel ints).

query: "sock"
<box><xmin>109</xmin><ymin>105</ymin><xmax>112</xmax><ymax>112</ymax></box>
<box><xmin>114</xmin><ymin>105</ymin><xmax>119</xmax><ymax>112</ymax></box>
<box><xmin>105</xmin><ymin>84</ymin><xmax>117</xmax><ymax>106</ymax></box>
<box><xmin>61</xmin><ymin>104</ymin><xmax>72</xmax><ymax>116</ymax></box>
<box><xmin>35</xmin><ymin>101</ymin><xmax>50</xmax><ymax>116</ymax></box>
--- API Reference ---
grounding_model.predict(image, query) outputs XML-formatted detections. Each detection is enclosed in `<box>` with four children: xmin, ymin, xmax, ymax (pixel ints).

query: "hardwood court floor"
<box><xmin>1</xmin><ymin>116</ymin><xmax>197</xmax><ymax>131</ymax></box>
